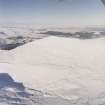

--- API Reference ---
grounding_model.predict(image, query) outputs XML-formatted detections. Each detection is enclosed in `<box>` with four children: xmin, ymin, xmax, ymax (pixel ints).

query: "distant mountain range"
<box><xmin>0</xmin><ymin>26</ymin><xmax>104</xmax><ymax>50</ymax></box>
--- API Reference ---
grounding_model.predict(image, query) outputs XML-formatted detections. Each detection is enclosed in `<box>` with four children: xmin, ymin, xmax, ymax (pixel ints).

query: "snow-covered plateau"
<box><xmin>0</xmin><ymin>25</ymin><xmax>105</xmax><ymax>105</ymax></box>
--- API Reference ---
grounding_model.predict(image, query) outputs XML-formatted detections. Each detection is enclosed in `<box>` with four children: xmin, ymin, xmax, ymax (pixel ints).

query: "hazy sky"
<box><xmin>0</xmin><ymin>0</ymin><xmax>105</xmax><ymax>26</ymax></box>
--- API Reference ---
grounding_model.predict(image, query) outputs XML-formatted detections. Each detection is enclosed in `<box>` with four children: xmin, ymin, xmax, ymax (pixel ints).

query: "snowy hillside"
<box><xmin>0</xmin><ymin>35</ymin><xmax>105</xmax><ymax>104</ymax></box>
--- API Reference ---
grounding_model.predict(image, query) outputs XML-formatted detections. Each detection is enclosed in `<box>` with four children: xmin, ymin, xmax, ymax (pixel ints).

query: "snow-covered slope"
<box><xmin>0</xmin><ymin>36</ymin><xmax>105</xmax><ymax>104</ymax></box>
<box><xmin>0</xmin><ymin>73</ymin><xmax>72</xmax><ymax>105</ymax></box>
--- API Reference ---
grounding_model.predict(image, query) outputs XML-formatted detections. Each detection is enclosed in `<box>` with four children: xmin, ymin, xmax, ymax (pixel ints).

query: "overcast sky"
<box><xmin>0</xmin><ymin>0</ymin><xmax>105</xmax><ymax>27</ymax></box>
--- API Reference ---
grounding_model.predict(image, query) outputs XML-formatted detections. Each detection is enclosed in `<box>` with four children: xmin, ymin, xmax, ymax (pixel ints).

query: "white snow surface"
<box><xmin>0</xmin><ymin>36</ymin><xmax>105</xmax><ymax>102</ymax></box>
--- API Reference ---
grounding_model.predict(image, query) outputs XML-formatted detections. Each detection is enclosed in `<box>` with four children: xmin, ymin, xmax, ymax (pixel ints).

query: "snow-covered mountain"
<box><xmin>0</xmin><ymin>34</ymin><xmax>105</xmax><ymax>104</ymax></box>
<box><xmin>0</xmin><ymin>25</ymin><xmax>105</xmax><ymax>104</ymax></box>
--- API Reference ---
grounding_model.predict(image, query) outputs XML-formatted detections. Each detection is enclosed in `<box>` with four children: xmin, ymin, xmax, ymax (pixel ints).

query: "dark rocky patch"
<box><xmin>0</xmin><ymin>73</ymin><xmax>25</xmax><ymax>90</ymax></box>
<box><xmin>0</xmin><ymin>43</ymin><xmax>23</xmax><ymax>50</ymax></box>
<box><xmin>41</xmin><ymin>31</ymin><xmax>105</xmax><ymax>39</ymax></box>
